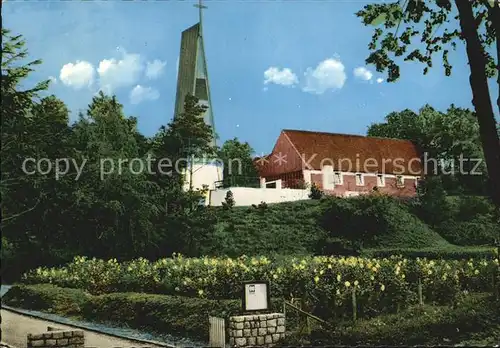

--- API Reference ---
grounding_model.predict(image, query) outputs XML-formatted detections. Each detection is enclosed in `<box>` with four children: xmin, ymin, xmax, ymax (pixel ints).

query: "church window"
<box><xmin>396</xmin><ymin>175</ymin><xmax>404</xmax><ymax>187</ymax></box>
<box><xmin>333</xmin><ymin>172</ymin><xmax>342</xmax><ymax>185</ymax></box>
<box><xmin>355</xmin><ymin>173</ymin><xmax>364</xmax><ymax>186</ymax></box>
<box><xmin>377</xmin><ymin>174</ymin><xmax>385</xmax><ymax>186</ymax></box>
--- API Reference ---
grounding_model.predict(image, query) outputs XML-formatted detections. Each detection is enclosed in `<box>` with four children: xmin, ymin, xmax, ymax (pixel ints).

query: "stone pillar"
<box><xmin>275</xmin><ymin>179</ymin><xmax>282</xmax><ymax>190</ymax></box>
<box><xmin>229</xmin><ymin>313</ymin><xmax>285</xmax><ymax>347</ymax></box>
<box><xmin>27</xmin><ymin>329</ymin><xmax>84</xmax><ymax>348</ymax></box>
<box><xmin>260</xmin><ymin>177</ymin><xmax>266</xmax><ymax>188</ymax></box>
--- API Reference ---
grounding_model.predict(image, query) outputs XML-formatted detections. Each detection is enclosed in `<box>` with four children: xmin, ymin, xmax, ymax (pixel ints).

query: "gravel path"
<box><xmin>1</xmin><ymin>309</ymin><xmax>169</xmax><ymax>348</ymax></box>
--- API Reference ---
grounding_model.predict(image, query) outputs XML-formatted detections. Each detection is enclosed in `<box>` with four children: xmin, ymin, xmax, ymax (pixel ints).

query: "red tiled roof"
<box><xmin>282</xmin><ymin>129</ymin><xmax>422</xmax><ymax>175</ymax></box>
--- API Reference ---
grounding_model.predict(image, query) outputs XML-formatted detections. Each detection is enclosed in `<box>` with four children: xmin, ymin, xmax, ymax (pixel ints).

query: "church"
<box><xmin>173</xmin><ymin>2</ymin><xmax>422</xmax><ymax>205</ymax></box>
<box><xmin>254</xmin><ymin>129</ymin><xmax>422</xmax><ymax>198</ymax></box>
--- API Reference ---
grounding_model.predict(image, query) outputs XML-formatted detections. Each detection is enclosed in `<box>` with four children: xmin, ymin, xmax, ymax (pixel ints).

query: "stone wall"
<box><xmin>27</xmin><ymin>328</ymin><xmax>84</xmax><ymax>348</ymax></box>
<box><xmin>229</xmin><ymin>313</ymin><xmax>285</xmax><ymax>347</ymax></box>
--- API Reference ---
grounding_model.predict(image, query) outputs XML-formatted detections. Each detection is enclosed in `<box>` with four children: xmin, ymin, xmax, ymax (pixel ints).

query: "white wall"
<box><xmin>183</xmin><ymin>162</ymin><xmax>223</xmax><ymax>191</ymax></box>
<box><xmin>209</xmin><ymin>187</ymin><xmax>310</xmax><ymax>206</ymax></box>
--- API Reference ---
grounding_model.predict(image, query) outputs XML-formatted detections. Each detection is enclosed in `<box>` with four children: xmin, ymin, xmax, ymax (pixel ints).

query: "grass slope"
<box><xmin>206</xmin><ymin>197</ymin><xmax>453</xmax><ymax>257</ymax></box>
<box><xmin>206</xmin><ymin>200</ymin><xmax>328</xmax><ymax>256</ymax></box>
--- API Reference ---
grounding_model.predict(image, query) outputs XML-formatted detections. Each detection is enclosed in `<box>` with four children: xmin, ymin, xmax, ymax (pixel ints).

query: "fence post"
<box><xmin>418</xmin><ymin>277</ymin><xmax>423</xmax><ymax>306</ymax></box>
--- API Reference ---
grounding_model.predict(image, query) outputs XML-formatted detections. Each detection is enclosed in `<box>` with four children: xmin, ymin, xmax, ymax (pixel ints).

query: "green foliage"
<box><xmin>7</xmin><ymin>285</ymin><xmax>498</xmax><ymax>346</ymax></box>
<box><xmin>2</xmin><ymin>284</ymin><xmax>281</xmax><ymax>341</ymax></box>
<box><xmin>1</xmin><ymin>29</ymin><xmax>497</xmax><ymax>284</ymax></box>
<box><xmin>361</xmin><ymin>246</ymin><xmax>497</xmax><ymax>260</ymax></box>
<box><xmin>436</xmin><ymin>196</ymin><xmax>500</xmax><ymax>246</ymax></box>
<box><xmin>411</xmin><ymin>178</ymin><xmax>499</xmax><ymax>246</ymax></box>
<box><xmin>0</xmin><ymin>29</ymin><xmax>218</xmax><ymax>280</ymax></box>
<box><xmin>319</xmin><ymin>194</ymin><xmax>449</xmax><ymax>252</ymax></box>
<box><xmin>222</xmin><ymin>190</ymin><xmax>235</xmax><ymax>210</ymax></box>
<box><xmin>218</xmin><ymin>138</ymin><xmax>259</xmax><ymax>187</ymax></box>
<box><xmin>20</xmin><ymin>255</ymin><xmax>499</xmax><ymax>322</ymax></box>
<box><xmin>413</xmin><ymin>176</ymin><xmax>453</xmax><ymax>226</ymax></box>
<box><xmin>298</xmin><ymin>293</ymin><xmax>500</xmax><ymax>346</ymax></box>
<box><xmin>204</xmin><ymin>200</ymin><xmax>328</xmax><ymax>257</ymax></box>
<box><xmin>356</xmin><ymin>1</ymin><xmax>500</xmax><ymax>209</ymax></box>
<box><xmin>2</xmin><ymin>284</ymin><xmax>90</xmax><ymax>315</ymax></box>
<box><xmin>368</xmin><ymin>105</ymin><xmax>488</xmax><ymax>194</ymax></box>
<box><xmin>355</xmin><ymin>1</ymin><xmax>496</xmax><ymax>81</ymax></box>
<box><xmin>308</xmin><ymin>183</ymin><xmax>324</xmax><ymax>200</ymax></box>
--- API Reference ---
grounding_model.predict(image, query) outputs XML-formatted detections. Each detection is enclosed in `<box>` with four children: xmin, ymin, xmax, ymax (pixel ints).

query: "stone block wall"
<box><xmin>27</xmin><ymin>329</ymin><xmax>84</xmax><ymax>348</ymax></box>
<box><xmin>229</xmin><ymin>313</ymin><xmax>285</xmax><ymax>347</ymax></box>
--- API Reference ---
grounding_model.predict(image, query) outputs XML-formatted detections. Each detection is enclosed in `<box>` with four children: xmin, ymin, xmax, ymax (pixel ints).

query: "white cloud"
<box><xmin>97</xmin><ymin>49</ymin><xmax>143</xmax><ymax>93</ymax></box>
<box><xmin>145</xmin><ymin>59</ymin><xmax>166</xmax><ymax>80</ymax></box>
<box><xmin>129</xmin><ymin>85</ymin><xmax>160</xmax><ymax>105</ymax></box>
<box><xmin>353</xmin><ymin>66</ymin><xmax>373</xmax><ymax>81</ymax></box>
<box><xmin>302</xmin><ymin>58</ymin><xmax>346</xmax><ymax>94</ymax></box>
<box><xmin>377</xmin><ymin>77</ymin><xmax>384</xmax><ymax>84</ymax></box>
<box><xmin>263</xmin><ymin>67</ymin><xmax>298</xmax><ymax>87</ymax></box>
<box><xmin>59</xmin><ymin>61</ymin><xmax>95</xmax><ymax>89</ymax></box>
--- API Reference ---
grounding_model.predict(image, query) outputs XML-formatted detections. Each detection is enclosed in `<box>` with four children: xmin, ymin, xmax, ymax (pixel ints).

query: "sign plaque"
<box><xmin>242</xmin><ymin>280</ymin><xmax>270</xmax><ymax>312</ymax></box>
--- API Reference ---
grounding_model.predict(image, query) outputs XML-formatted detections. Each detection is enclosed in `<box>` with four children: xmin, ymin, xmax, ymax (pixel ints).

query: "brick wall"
<box><xmin>27</xmin><ymin>328</ymin><xmax>84</xmax><ymax>348</ymax></box>
<box><xmin>259</xmin><ymin>132</ymin><xmax>304</xmax><ymax>177</ymax></box>
<box><xmin>228</xmin><ymin>313</ymin><xmax>285</xmax><ymax>347</ymax></box>
<box><xmin>310</xmin><ymin>172</ymin><xmax>417</xmax><ymax>198</ymax></box>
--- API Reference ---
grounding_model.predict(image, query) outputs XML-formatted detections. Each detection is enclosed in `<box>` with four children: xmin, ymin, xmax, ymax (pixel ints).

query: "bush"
<box><xmin>437</xmin><ymin>219</ymin><xmax>499</xmax><ymax>246</ymax></box>
<box><xmin>206</xmin><ymin>200</ymin><xmax>329</xmax><ymax>257</ymax></box>
<box><xmin>21</xmin><ymin>255</ymin><xmax>499</xmax><ymax>321</ymax></box>
<box><xmin>361</xmin><ymin>246</ymin><xmax>498</xmax><ymax>260</ymax></box>
<box><xmin>2</xmin><ymin>284</ymin><xmax>90</xmax><ymax>315</ymax></box>
<box><xmin>298</xmin><ymin>293</ymin><xmax>500</xmax><ymax>346</ymax></box>
<box><xmin>309</xmin><ymin>183</ymin><xmax>323</xmax><ymax>199</ymax></box>
<box><xmin>222</xmin><ymin>190</ymin><xmax>235</xmax><ymax>210</ymax></box>
<box><xmin>2</xmin><ymin>284</ymin><xmax>281</xmax><ymax>341</ymax></box>
<box><xmin>319</xmin><ymin>195</ymin><xmax>450</xmax><ymax>250</ymax></box>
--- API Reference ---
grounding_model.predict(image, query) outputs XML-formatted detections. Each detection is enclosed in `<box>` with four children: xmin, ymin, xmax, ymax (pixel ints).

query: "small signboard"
<box><xmin>242</xmin><ymin>280</ymin><xmax>270</xmax><ymax>312</ymax></box>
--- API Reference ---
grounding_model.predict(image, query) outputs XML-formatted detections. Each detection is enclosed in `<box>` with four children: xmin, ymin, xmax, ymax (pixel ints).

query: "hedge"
<box><xmin>1</xmin><ymin>284</ymin><xmax>282</xmax><ymax>341</ymax></box>
<box><xmin>361</xmin><ymin>246</ymin><xmax>498</xmax><ymax>260</ymax></box>
<box><xmin>285</xmin><ymin>292</ymin><xmax>500</xmax><ymax>346</ymax></box>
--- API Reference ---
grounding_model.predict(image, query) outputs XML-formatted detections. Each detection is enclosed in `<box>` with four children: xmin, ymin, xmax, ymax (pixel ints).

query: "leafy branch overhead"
<box><xmin>356</xmin><ymin>0</ymin><xmax>498</xmax><ymax>81</ymax></box>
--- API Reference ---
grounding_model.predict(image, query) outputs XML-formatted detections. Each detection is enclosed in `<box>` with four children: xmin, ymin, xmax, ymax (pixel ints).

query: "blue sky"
<box><xmin>4</xmin><ymin>0</ymin><xmax>499</xmax><ymax>156</ymax></box>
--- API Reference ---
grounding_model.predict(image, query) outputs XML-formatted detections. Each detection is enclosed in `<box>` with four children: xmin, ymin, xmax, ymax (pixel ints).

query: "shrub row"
<box><xmin>284</xmin><ymin>292</ymin><xmax>500</xmax><ymax>346</ymax></box>
<box><xmin>2</xmin><ymin>284</ymin><xmax>281</xmax><ymax>341</ymax></box>
<box><xmin>361</xmin><ymin>246</ymin><xmax>498</xmax><ymax>260</ymax></box>
<box><xmin>4</xmin><ymin>284</ymin><xmax>499</xmax><ymax>346</ymax></box>
<box><xmin>22</xmin><ymin>255</ymin><xmax>499</xmax><ymax>321</ymax></box>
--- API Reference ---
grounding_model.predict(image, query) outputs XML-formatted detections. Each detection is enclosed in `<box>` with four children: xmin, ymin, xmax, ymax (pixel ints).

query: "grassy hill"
<box><xmin>201</xmin><ymin>195</ymin><xmax>496</xmax><ymax>259</ymax></box>
<box><xmin>204</xmin><ymin>200</ymin><xmax>328</xmax><ymax>256</ymax></box>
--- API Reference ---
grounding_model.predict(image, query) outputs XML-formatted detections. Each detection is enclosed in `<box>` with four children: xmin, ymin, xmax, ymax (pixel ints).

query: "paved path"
<box><xmin>1</xmin><ymin>309</ymin><xmax>168</xmax><ymax>348</ymax></box>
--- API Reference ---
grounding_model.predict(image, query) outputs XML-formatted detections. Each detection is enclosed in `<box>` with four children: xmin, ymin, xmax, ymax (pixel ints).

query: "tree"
<box><xmin>218</xmin><ymin>138</ymin><xmax>259</xmax><ymax>187</ymax></box>
<box><xmin>368</xmin><ymin>104</ymin><xmax>487</xmax><ymax>194</ymax></box>
<box><xmin>356</xmin><ymin>0</ymin><xmax>500</xmax><ymax>208</ymax></box>
<box><xmin>151</xmin><ymin>94</ymin><xmax>218</xmax><ymax>256</ymax></box>
<box><xmin>222</xmin><ymin>190</ymin><xmax>235</xmax><ymax>210</ymax></box>
<box><xmin>309</xmin><ymin>183</ymin><xmax>324</xmax><ymax>200</ymax></box>
<box><xmin>65</xmin><ymin>92</ymin><xmax>165</xmax><ymax>258</ymax></box>
<box><xmin>1</xmin><ymin>29</ymin><xmax>51</xmax><ymax>227</ymax></box>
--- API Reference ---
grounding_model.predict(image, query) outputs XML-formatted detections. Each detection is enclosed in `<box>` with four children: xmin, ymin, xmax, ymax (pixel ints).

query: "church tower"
<box><xmin>174</xmin><ymin>0</ymin><xmax>222</xmax><ymax>194</ymax></box>
<box><xmin>174</xmin><ymin>0</ymin><xmax>216</xmax><ymax>147</ymax></box>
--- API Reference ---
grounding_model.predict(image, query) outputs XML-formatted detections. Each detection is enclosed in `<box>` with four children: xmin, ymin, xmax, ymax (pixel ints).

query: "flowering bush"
<box><xmin>22</xmin><ymin>254</ymin><xmax>499</xmax><ymax>320</ymax></box>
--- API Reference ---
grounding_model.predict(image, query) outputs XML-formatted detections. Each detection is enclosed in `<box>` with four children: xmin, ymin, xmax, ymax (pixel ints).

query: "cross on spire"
<box><xmin>194</xmin><ymin>0</ymin><xmax>207</xmax><ymax>28</ymax></box>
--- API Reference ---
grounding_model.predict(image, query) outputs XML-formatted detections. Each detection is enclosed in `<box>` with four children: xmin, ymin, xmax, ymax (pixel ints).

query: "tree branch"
<box><xmin>1</xmin><ymin>196</ymin><xmax>41</xmax><ymax>224</ymax></box>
